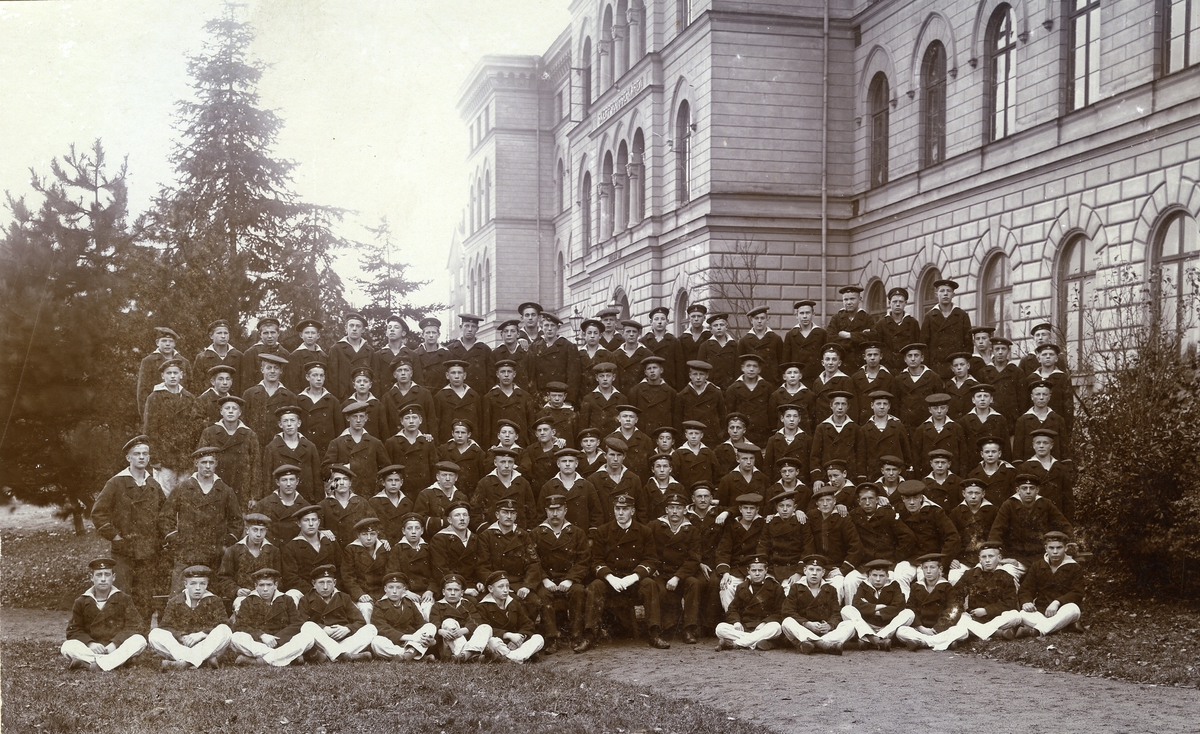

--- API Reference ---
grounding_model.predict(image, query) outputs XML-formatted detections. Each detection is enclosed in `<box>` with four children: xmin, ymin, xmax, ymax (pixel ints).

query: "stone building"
<box><xmin>450</xmin><ymin>0</ymin><xmax>1200</xmax><ymax>366</ymax></box>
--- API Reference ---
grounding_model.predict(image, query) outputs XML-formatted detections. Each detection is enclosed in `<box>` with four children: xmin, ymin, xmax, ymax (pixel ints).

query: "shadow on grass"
<box><xmin>1</xmin><ymin>641</ymin><xmax>774</xmax><ymax>734</ymax></box>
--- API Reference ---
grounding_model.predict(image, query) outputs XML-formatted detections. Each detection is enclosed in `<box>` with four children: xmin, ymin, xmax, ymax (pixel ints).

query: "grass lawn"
<box><xmin>1</xmin><ymin>640</ymin><xmax>772</xmax><ymax>734</ymax></box>
<box><xmin>1</xmin><ymin>529</ymin><xmax>109</xmax><ymax>609</ymax></box>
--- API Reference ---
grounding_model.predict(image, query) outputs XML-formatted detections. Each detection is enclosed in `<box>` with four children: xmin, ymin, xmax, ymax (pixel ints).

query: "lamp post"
<box><xmin>568</xmin><ymin>306</ymin><xmax>584</xmax><ymax>345</ymax></box>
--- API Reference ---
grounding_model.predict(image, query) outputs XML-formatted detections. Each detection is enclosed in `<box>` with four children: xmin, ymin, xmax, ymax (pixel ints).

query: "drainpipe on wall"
<box><xmin>820</xmin><ymin>0</ymin><xmax>829</xmax><ymax>324</ymax></box>
<box><xmin>536</xmin><ymin>62</ymin><xmax>543</xmax><ymax>311</ymax></box>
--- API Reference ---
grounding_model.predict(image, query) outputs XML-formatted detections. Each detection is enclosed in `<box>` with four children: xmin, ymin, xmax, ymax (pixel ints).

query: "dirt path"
<box><xmin>555</xmin><ymin>638</ymin><xmax>1200</xmax><ymax>734</ymax></box>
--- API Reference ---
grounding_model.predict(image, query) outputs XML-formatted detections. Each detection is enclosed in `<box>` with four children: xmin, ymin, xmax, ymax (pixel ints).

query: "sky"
<box><xmin>0</xmin><ymin>0</ymin><xmax>571</xmax><ymax>313</ymax></box>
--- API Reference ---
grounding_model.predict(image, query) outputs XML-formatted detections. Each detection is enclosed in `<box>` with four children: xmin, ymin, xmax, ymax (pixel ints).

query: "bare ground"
<box><xmin>553</xmin><ymin>638</ymin><xmax>1200</xmax><ymax>734</ymax></box>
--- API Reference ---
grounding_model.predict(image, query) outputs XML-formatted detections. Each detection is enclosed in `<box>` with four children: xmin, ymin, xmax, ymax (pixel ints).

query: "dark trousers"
<box><xmin>656</xmin><ymin>576</ymin><xmax>702</xmax><ymax>631</ymax></box>
<box><xmin>532</xmin><ymin>583</ymin><xmax>586</xmax><ymax>639</ymax></box>
<box><xmin>114</xmin><ymin>553</ymin><xmax>160</xmax><ymax>616</ymax></box>
<box><xmin>584</xmin><ymin>576</ymin><xmax>660</xmax><ymax>635</ymax></box>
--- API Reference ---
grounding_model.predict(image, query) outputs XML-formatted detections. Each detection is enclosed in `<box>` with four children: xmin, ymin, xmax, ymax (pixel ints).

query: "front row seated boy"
<box><xmin>148</xmin><ymin>565</ymin><xmax>233</xmax><ymax>670</ymax></box>
<box><xmin>894</xmin><ymin>553</ymin><xmax>970</xmax><ymax>651</ymax></box>
<box><xmin>430</xmin><ymin>573</ymin><xmax>493</xmax><ymax>661</ymax></box>
<box><xmin>840</xmin><ymin>559</ymin><xmax>916</xmax><ymax>650</ymax></box>
<box><xmin>474</xmin><ymin>570</ymin><xmax>546</xmax><ymax>663</ymax></box>
<box><xmin>230</xmin><ymin>567</ymin><xmax>304</xmax><ymax>666</ymax></box>
<box><xmin>779</xmin><ymin>554</ymin><xmax>858</xmax><ymax>654</ymax></box>
<box><xmin>370</xmin><ymin>571</ymin><xmax>438</xmax><ymax>661</ymax></box>
<box><xmin>1014</xmin><ymin>531</ymin><xmax>1084</xmax><ymax>637</ymax></box>
<box><xmin>62</xmin><ymin>557</ymin><xmax>148</xmax><ymax>671</ymax></box>
<box><xmin>950</xmin><ymin>541</ymin><xmax>1022</xmax><ymax>641</ymax></box>
<box><xmin>715</xmin><ymin>554</ymin><xmax>784</xmax><ymax>651</ymax></box>
<box><xmin>262</xmin><ymin>564</ymin><xmax>377</xmax><ymax>664</ymax></box>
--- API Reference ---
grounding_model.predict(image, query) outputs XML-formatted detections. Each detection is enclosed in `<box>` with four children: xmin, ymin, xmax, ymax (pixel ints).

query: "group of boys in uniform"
<box><xmin>67</xmin><ymin>285</ymin><xmax>1084</xmax><ymax>670</ymax></box>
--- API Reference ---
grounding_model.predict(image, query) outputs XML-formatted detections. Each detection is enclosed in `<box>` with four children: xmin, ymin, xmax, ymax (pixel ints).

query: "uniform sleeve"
<box><xmin>725</xmin><ymin>584</ymin><xmax>747</xmax><ymax>625</ymax></box>
<box><xmin>91</xmin><ymin>479</ymin><xmax>120</xmax><ymax>542</ymax></box>
<box><xmin>936</xmin><ymin>510</ymin><xmax>962</xmax><ymax>560</ymax></box>
<box><xmin>65</xmin><ymin>598</ymin><xmax>95</xmax><ymax>645</ymax></box>
<box><xmin>233</xmin><ymin>598</ymin><xmax>267</xmax><ymax>639</ymax></box>
<box><xmin>1055</xmin><ymin>565</ymin><xmax>1086</xmax><ymax>608</ymax></box>
<box><xmin>840</xmin><ymin>521</ymin><xmax>865</xmax><ymax>574</ymax></box>
<box><xmin>200</xmin><ymin>596</ymin><xmax>231</xmax><ymax>630</ymax></box>
<box><xmin>215</xmin><ymin>546</ymin><xmax>242</xmax><ymax>599</ymax></box>
<box><xmin>342</xmin><ymin>594</ymin><xmax>368</xmax><ymax>632</ymax></box>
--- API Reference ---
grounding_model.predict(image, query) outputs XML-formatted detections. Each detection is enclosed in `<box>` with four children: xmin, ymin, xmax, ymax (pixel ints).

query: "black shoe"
<box><xmin>648</xmin><ymin>636</ymin><xmax>671</xmax><ymax>650</ymax></box>
<box><xmin>683</xmin><ymin>629</ymin><xmax>698</xmax><ymax>645</ymax></box>
<box><xmin>572</xmin><ymin>636</ymin><xmax>594</xmax><ymax>654</ymax></box>
<box><xmin>543</xmin><ymin>638</ymin><xmax>559</xmax><ymax>655</ymax></box>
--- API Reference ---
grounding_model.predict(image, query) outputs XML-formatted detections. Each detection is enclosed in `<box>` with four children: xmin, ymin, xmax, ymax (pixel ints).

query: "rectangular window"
<box><xmin>1167</xmin><ymin>0</ymin><xmax>1200</xmax><ymax>73</ymax></box>
<box><xmin>1069</xmin><ymin>0</ymin><xmax>1101</xmax><ymax>110</ymax></box>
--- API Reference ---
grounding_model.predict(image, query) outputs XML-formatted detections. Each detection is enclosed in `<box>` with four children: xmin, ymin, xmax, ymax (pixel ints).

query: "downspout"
<box><xmin>820</xmin><ymin>0</ymin><xmax>829</xmax><ymax>324</ymax></box>
<box><xmin>536</xmin><ymin>62</ymin><xmax>543</xmax><ymax>312</ymax></box>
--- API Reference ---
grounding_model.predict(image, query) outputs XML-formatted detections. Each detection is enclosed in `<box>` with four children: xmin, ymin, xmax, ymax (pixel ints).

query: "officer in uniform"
<box><xmin>575</xmin><ymin>493</ymin><xmax>669</xmax><ymax>652</ymax></box>
<box><xmin>530</xmin><ymin>493</ymin><xmax>591</xmax><ymax>653</ymax></box>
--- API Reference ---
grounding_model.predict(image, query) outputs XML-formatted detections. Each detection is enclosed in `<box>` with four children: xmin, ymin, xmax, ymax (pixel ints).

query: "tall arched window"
<box><xmin>982</xmin><ymin>252</ymin><xmax>1012</xmax><ymax>337</ymax></box>
<box><xmin>674</xmin><ymin>289</ymin><xmax>690</xmax><ymax>334</ymax></box>
<box><xmin>614</xmin><ymin>289</ymin><xmax>631</xmax><ymax>319</ymax></box>
<box><xmin>1153</xmin><ymin>211</ymin><xmax>1200</xmax><ymax>344</ymax></box>
<box><xmin>1059</xmin><ymin>235</ymin><xmax>1095</xmax><ymax>370</ymax></box>
<box><xmin>556</xmin><ymin>251</ymin><xmax>565</xmax><ymax>309</ymax></box>
<box><xmin>631</xmin><ymin>129</ymin><xmax>646</xmax><ymax>224</ymax></box>
<box><xmin>865</xmin><ymin>279</ymin><xmax>887</xmax><ymax>320</ymax></box>
<box><xmin>601</xmin><ymin>5</ymin><xmax>615</xmax><ymax>89</ymax></box>
<box><xmin>868</xmin><ymin>72</ymin><xmax>890</xmax><ymax>188</ymax></box>
<box><xmin>601</xmin><ymin>151</ymin><xmax>615</xmax><ymax>241</ymax></box>
<box><xmin>556</xmin><ymin>158</ymin><xmax>566</xmax><ymax>213</ymax></box>
<box><xmin>675</xmin><ymin>101</ymin><xmax>692</xmax><ymax>206</ymax></box>
<box><xmin>582</xmin><ymin>38</ymin><xmax>593</xmax><ymax>111</ymax></box>
<box><xmin>986</xmin><ymin>4</ymin><xmax>1017</xmax><ymax>142</ymax></box>
<box><xmin>484</xmin><ymin>170</ymin><xmax>491</xmax><ymax>223</ymax></box>
<box><xmin>469</xmin><ymin>183</ymin><xmax>477</xmax><ymax>234</ymax></box>
<box><xmin>484</xmin><ymin>258</ymin><xmax>491</xmax><ymax>313</ymax></box>
<box><xmin>918</xmin><ymin>268</ymin><xmax>942</xmax><ymax>319</ymax></box>
<box><xmin>921</xmin><ymin>41</ymin><xmax>947</xmax><ymax>168</ymax></box>
<box><xmin>617</xmin><ymin>0</ymin><xmax>630</xmax><ymax>76</ymax></box>
<box><xmin>581</xmin><ymin>171</ymin><xmax>593</xmax><ymax>257</ymax></box>
<box><xmin>616</xmin><ymin>141</ymin><xmax>629</xmax><ymax>233</ymax></box>
<box><xmin>469</xmin><ymin>263</ymin><xmax>477</xmax><ymax>314</ymax></box>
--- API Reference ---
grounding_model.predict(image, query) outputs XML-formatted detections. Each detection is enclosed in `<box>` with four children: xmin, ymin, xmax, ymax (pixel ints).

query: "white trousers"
<box><xmin>1019</xmin><ymin>604</ymin><xmax>1081</xmax><ymax>635</ymax></box>
<box><xmin>371</xmin><ymin>623</ymin><xmax>438</xmax><ymax>659</ymax></box>
<box><xmin>715</xmin><ymin>621</ymin><xmax>782</xmax><ymax>649</ymax></box>
<box><xmin>303</xmin><ymin>621</ymin><xmax>377</xmax><ymax>660</ymax></box>
<box><xmin>780</xmin><ymin>617</ymin><xmax>856</xmax><ymax>645</ymax></box>
<box><xmin>285</xmin><ymin>589</ymin><xmax>304</xmax><ymax>605</ymax></box>
<box><xmin>486</xmin><ymin>633</ymin><xmax>545</xmax><ymax>662</ymax></box>
<box><xmin>230</xmin><ymin>631</ymin><xmax>293</xmax><ymax>660</ymax></box>
<box><xmin>148</xmin><ymin>625</ymin><xmax>232</xmax><ymax>667</ymax></box>
<box><xmin>444</xmin><ymin>624</ymin><xmax>493</xmax><ymax>656</ymax></box>
<box><xmin>260</xmin><ymin>628</ymin><xmax>315</xmax><ymax>667</ymax></box>
<box><xmin>956</xmin><ymin>609</ymin><xmax>1022</xmax><ymax>640</ymax></box>
<box><xmin>894</xmin><ymin>623</ymin><xmax>971</xmax><ymax>651</ymax></box>
<box><xmin>891</xmin><ymin>562</ymin><xmax>917</xmax><ymax>598</ymax></box>
<box><xmin>841</xmin><ymin>606</ymin><xmax>916</xmax><ymax>640</ymax></box>
<box><xmin>357</xmin><ymin>601</ymin><xmax>374</xmax><ymax>624</ymax></box>
<box><xmin>60</xmin><ymin>635</ymin><xmax>147</xmax><ymax>671</ymax></box>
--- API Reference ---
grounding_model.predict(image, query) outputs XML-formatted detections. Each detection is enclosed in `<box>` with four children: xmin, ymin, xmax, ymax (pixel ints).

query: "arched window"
<box><xmin>476</xmin><ymin>177</ymin><xmax>484</xmax><ymax>230</ymax></box>
<box><xmin>677</xmin><ymin>0</ymin><xmax>691</xmax><ymax>31</ymax></box>
<box><xmin>868</xmin><ymin>72</ymin><xmax>890</xmax><ymax>188</ymax></box>
<box><xmin>614</xmin><ymin>289</ymin><xmax>631</xmax><ymax>319</ymax></box>
<box><xmin>556</xmin><ymin>158</ymin><xmax>566</xmax><ymax>213</ymax></box>
<box><xmin>921</xmin><ymin>41</ymin><xmax>947</xmax><ymax>168</ymax></box>
<box><xmin>581</xmin><ymin>171</ymin><xmax>593</xmax><ymax>257</ymax></box>
<box><xmin>865</xmin><ymin>279</ymin><xmax>887</xmax><ymax>320</ymax></box>
<box><xmin>469</xmin><ymin>263</ymin><xmax>477</xmax><ymax>314</ymax></box>
<box><xmin>675</xmin><ymin>100</ymin><xmax>692</xmax><ymax>206</ymax></box>
<box><xmin>918</xmin><ymin>268</ymin><xmax>942</xmax><ymax>319</ymax></box>
<box><xmin>602</xmin><ymin>151</ymin><xmax>615</xmax><ymax>240</ymax></box>
<box><xmin>556</xmin><ymin>251</ymin><xmax>565</xmax><ymax>309</ymax></box>
<box><xmin>484</xmin><ymin>171</ymin><xmax>491</xmax><ymax>223</ymax></box>
<box><xmin>616</xmin><ymin>141</ymin><xmax>629</xmax><ymax>233</ymax></box>
<box><xmin>981</xmin><ymin>252</ymin><xmax>1012</xmax><ymax>337</ymax></box>
<box><xmin>986</xmin><ymin>4</ymin><xmax>1017</xmax><ymax>142</ymax></box>
<box><xmin>631</xmin><ymin>129</ymin><xmax>646</xmax><ymax>224</ymax></box>
<box><xmin>1059</xmin><ymin>234</ymin><xmax>1095</xmax><ymax>370</ymax></box>
<box><xmin>484</xmin><ymin>258</ymin><xmax>491</xmax><ymax>313</ymax></box>
<box><xmin>582</xmin><ymin>38</ymin><xmax>593</xmax><ymax>111</ymax></box>
<box><xmin>617</xmin><ymin>0</ymin><xmax>630</xmax><ymax>77</ymax></box>
<box><xmin>469</xmin><ymin>183</ymin><xmax>477</xmax><ymax>234</ymax></box>
<box><xmin>1152</xmin><ymin>211</ymin><xmax>1200</xmax><ymax>345</ymax></box>
<box><xmin>1166</xmin><ymin>0</ymin><xmax>1200</xmax><ymax>74</ymax></box>
<box><xmin>674</xmin><ymin>289</ymin><xmax>690</xmax><ymax>334</ymax></box>
<box><xmin>602</xmin><ymin>5</ymin><xmax>615</xmax><ymax>89</ymax></box>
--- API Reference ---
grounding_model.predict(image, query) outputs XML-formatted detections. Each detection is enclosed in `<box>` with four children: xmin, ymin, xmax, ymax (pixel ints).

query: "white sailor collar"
<box><xmin>83</xmin><ymin>586</ymin><xmax>123</xmax><ymax>601</ymax></box>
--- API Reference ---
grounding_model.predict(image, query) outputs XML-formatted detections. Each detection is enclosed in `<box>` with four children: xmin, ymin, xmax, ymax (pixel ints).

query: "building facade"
<box><xmin>451</xmin><ymin>0</ymin><xmax>1200</xmax><ymax>366</ymax></box>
